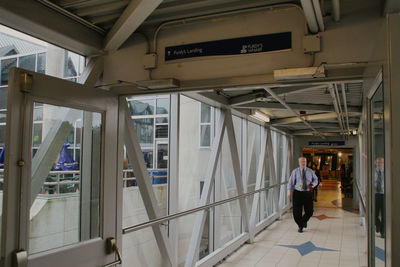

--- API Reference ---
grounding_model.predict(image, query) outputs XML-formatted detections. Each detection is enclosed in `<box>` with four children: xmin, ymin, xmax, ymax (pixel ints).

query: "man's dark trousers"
<box><xmin>375</xmin><ymin>193</ymin><xmax>385</xmax><ymax>236</ymax></box>
<box><xmin>293</xmin><ymin>189</ymin><xmax>314</xmax><ymax>228</ymax></box>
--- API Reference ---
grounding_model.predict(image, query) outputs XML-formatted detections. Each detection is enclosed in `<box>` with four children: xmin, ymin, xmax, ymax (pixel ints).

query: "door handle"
<box><xmin>14</xmin><ymin>250</ymin><xmax>28</xmax><ymax>267</ymax></box>
<box><xmin>103</xmin><ymin>238</ymin><xmax>122</xmax><ymax>267</ymax></box>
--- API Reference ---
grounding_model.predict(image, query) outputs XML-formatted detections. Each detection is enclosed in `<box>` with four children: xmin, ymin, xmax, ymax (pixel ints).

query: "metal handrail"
<box><xmin>123</xmin><ymin>181</ymin><xmax>288</xmax><ymax>234</ymax></box>
<box><xmin>354</xmin><ymin>181</ymin><xmax>366</xmax><ymax>213</ymax></box>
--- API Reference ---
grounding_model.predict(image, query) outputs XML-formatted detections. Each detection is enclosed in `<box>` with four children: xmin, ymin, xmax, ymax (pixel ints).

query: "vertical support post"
<box><xmin>184</xmin><ymin>111</ymin><xmax>226</xmax><ymax>267</ymax></box>
<box><xmin>225</xmin><ymin>109</ymin><xmax>249</xmax><ymax>234</ymax></box>
<box><xmin>267</xmin><ymin>129</ymin><xmax>279</xmax><ymax>214</ymax></box>
<box><xmin>278</xmin><ymin>137</ymin><xmax>289</xmax><ymax>214</ymax></box>
<box><xmin>168</xmin><ymin>94</ymin><xmax>180</xmax><ymax>265</ymax></box>
<box><xmin>123</xmin><ymin>100</ymin><xmax>175</xmax><ymax>267</ymax></box>
<box><xmin>241</xmin><ymin>119</ymin><xmax>248</xmax><ymax>190</ymax></box>
<box><xmin>80</xmin><ymin>112</ymin><xmax>93</xmax><ymax>241</ymax></box>
<box><xmin>248</xmin><ymin>128</ymin><xmax>268</xmax><ymax>243</ymax></box>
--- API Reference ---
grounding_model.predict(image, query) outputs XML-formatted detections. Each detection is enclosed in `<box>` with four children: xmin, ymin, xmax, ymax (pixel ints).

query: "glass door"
<box><xmin>1</xmin><ymin>68</ymin><xmax>120</xmax><ymax>267</ymax></box>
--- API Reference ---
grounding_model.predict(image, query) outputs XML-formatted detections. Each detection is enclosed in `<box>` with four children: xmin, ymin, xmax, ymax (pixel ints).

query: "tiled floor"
<box><xmin>216</xmin><ymin>189</ymin><xmax>369</xmax><ymax>267</ymax></box>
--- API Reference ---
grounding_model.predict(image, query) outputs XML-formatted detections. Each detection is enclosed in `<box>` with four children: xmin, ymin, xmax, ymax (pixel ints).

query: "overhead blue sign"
<box><xmin>165</xmin><ymin>32</ymin><xmax>291</xmax><ymax>61</ymax></box>
<box><xmin>308</xmin><ymin>141</ymin><xmax>345</xmax><ymax>146</ymax></box>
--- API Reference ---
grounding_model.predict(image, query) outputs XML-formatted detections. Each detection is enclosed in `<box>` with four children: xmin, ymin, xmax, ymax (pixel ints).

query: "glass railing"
<box><xmin>0</xmin><ymin>168</ymin><xmax>168</xmax><ymax>194</ymax></box>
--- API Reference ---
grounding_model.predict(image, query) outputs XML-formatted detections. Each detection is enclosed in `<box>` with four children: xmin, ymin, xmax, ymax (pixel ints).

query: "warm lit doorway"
<box><xmin>302</xmin><ymin>147</ymin><xmax>355</xmax><ymax>212</ymax></box>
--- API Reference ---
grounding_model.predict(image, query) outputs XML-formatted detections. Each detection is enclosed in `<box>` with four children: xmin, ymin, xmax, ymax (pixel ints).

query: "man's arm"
<box><xmin>311</xmin><ymin>170</ymin><xmax>318</xmax><ymax>187</ymax></box>
<box><xmin>287</xmin><ymin>169</ymin><xmax>296</xmax><ymax>198</ymax></box>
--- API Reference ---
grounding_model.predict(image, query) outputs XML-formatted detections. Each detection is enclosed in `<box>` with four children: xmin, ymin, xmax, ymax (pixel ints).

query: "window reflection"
<box><xmin>370</xmin><ymin>83</ymin><xmax>385</xmax><ymax>267</ymax></box>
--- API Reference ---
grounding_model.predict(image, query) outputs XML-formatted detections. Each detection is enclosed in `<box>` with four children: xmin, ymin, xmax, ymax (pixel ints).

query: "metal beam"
<box><xmin>329</xmin><ymin>85</ymin><xmax>345</xmax><ymax>135</ymax></box>
<box><xmin>229</xmin><ymin>85</ymin><xmax>328</xmax><ymax>107</ymax></box>
<box><xmin>104</xmin><ymin>0</ymin><xmax>163</xmax><ymax>51</ymax></box>
<box><xmin>76</xmin><ymin>1</ymin><xmax>129</xmax><ymax>17</ymax></box>
<box><xmin>235</xmin><ymin>102</ymin><xmax>361</xmax><ymax>113</ymax></box>
<box><xmin>293</xmin><ymin>132</ymin><xmax>342</xmax><ymax>136</ymax></box>
<box><xmin>341</xmin><ymin>83</ymin><xmax>351</xmax><ymax>132</ymax></box>
<box><xmin>299</xmin><ymin>122</ymin><xmax>358</xmax><ymax>128</ymax></box>
<box><xmin>123</xmin><ymin>101</ymin><xmax>175</xmax><ymax>267</ymax></box>
<box><xmin>184</xmin><ymin>111</ymin><xmax>226</xmax><ymax>267</ymax></box>
<box><xmin>263</xmin><ymin>87</ymin><xmax>324</xmax><ymax>138</ymax></box>
<box><xmin>0</xmin><ymin>1</ymin><xmax>103</xmax><ymax>55</ymax></box>
<box><xmin>229</xmin><ymin>91</ymin><xmax>267</xmax><ymax>106</ymax></box>
<box><xmin>270</xmin><ymin>111</ymin><xmax>361</xmax><ymax>125</ymax></box>
<box><xmin>271</xmin><ymin>84</ymin><xmax>327</xmax><ymax>96</ymax></box>
<box><xmin>291</xmin><ymin>128</ymin><xmax>353</xmax><ymax>134</ymax></box>
<box><xmin>111</xmin><ymin>71</ymin><xmax>364</xmax><ymax>96</ymax></box>
<box><xmin>78</xmin><ymin>56</ymin><xmax>104</xmax><ymax>85</ymax></box>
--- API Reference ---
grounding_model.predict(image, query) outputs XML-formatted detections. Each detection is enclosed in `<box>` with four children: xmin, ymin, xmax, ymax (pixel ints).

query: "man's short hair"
<box><xmin>298</xmin><ymin>156</ymin><xmax>306</xmax><ymax>161</ymax></box>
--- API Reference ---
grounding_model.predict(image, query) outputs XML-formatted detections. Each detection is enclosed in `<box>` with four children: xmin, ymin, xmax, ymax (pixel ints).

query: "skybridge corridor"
<box><xmin>216</xmin><ymin>189</ymin><xmax>369</xmax><ymax>267</ymax></box>
<box><xmin>0</xmin><ymin>1</ymin><xmax>399</xmax><ymax>267</ymax></box>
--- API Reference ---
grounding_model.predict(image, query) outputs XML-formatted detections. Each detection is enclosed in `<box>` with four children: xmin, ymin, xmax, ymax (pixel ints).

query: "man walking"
<box><xmin>375</xmin><ymin>157</ymin><xmax>385</xmax><ymax>238</ymax></box>
<box><xmin>288</xmin><ymin>157</ymin><xmax>318</xmax><ymax>232</ymax></box>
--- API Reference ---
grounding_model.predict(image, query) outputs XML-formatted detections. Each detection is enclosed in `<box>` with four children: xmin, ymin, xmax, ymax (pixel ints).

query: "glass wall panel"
<box><xmin>246</xmin><ymin>122</ymin><xmax>261</xmax><ymax>219</ymax></box>
<box><xmin>0</xmin><ymin>58</ymin><xmax>16</xmax><ymax>86</ymax></box>
<box><xmin>214</xmin><ymin>115</ymin><xmax>242</xmax><ymax>249</ymax></box>
<box><xmin>122</xmin><ymin>228</ymin><xmax>164</xmax><ymax>267</ymax></box>
<box><xmin>178</xmin><ymin>96</ymin><xmax>213</xmax><ymax>265</ymax></box>
<box><xmin>29</xmin><ymin>104</ymin><xmax>102</xmax><ymax>254</ymax></box>
<box><xmin>19</xmin><ymin>54</ymin><xmax>36</xmax><ymax>71</ymax></box>
<box><xmin>122</xmin><ymin>95</ymin><xmax>170</xmax><ymax>267</ymax></box>
<box><xmin>369</xmin><ymin>84</ymin><xmax>385</xmax><ymax>267</ymax></box>
<box><xmin>36</xmin><ymin>53</ymin><xmax>46</xmax><ymax>74</ymax></box>
<box><xmin>260</xmin><ymin>137</ymin><xmax>273</xmax><ymax>221</ymax></box>
<box><xmin>130</xmin><ymin>99</ymin><xmax>155</xmax><ymax>115</ymax></box>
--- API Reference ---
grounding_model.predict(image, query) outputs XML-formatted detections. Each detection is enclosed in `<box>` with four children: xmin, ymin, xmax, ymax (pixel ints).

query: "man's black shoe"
<box><xmin>298</xmin><ymin>227</ymin><xmax>303</xmax><ymax>233</ymax></box>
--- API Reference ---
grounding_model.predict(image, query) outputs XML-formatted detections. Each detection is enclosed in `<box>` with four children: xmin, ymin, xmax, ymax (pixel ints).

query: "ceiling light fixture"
<box><xmin>250</xmin><ymin>111</ymin><xmax>270</xmax><ymax>123</ymax></box>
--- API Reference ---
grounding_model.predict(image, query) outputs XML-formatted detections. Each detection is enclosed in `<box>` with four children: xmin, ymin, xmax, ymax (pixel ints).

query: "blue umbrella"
<box><xmin>0</xmin><ymin>147</ymin><xmax>4</xmax><ymax>169</ymax></box>
<box><xmin>54</xmin><ymin>143</ymin><xmax>78</xmax><ymax>171</ymax></box>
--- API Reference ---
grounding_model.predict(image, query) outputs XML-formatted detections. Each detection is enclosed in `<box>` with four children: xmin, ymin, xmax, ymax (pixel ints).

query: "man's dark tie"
<box><xmin>302</xmin><ymin>168</ymin><xmax>307</xmax><ymax>191</ymax></box>
<box><xmin>377</xmin><ymin>170</ymin><xmax>382</xmax><ymax>193</ymax></box>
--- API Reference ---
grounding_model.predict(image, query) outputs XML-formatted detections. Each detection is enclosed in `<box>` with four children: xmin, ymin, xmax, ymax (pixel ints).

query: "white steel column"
<box><xmin>248</xmin><ymin>128</ymin><xmax>268</xmax><ymax>243</ymax></box>
<box><xmin>123</xmin><ymin>101</ymin><xmax>175</xmax><ymax>267</ymax></box>
<box><xmin>225</xmin><ymin>109</ymin><xmax>249</xmax><ymax>234</ymax></box>
<box><xmin>80</xmin><ymin>112</ymin><xmax>93</xmax><ymax>240</ymax></box>
<box><xmin>184</xmin><ymin>111</ymin><xmax>226</xmax><ymax>267</ymax></box>
<box><xmin>168</xmin><ymin>94</ymin><xmax>180</xmax><ymax>265</ymax></box>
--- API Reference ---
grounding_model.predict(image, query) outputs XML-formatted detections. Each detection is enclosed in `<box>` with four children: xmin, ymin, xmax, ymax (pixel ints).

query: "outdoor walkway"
<box><xmin>216</xmin><ymin>189</ymin><xmax>368</xmax><ymax>267</ymax></box>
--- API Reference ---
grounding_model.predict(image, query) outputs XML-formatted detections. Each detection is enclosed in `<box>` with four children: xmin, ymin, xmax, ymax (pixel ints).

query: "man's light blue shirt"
<box><xmin>287</xmin><ymin>167</ymin><xmax>318</xmax><ymax>192</ymax></box>
<box><xmin>374</xmin><ymin>168</ymin><xmax>384</xmax><ymax>194</ymax></box>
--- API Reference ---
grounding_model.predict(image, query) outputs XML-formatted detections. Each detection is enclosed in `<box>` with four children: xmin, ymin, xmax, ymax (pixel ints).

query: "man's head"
<box><xmin>298</xmin><ymin>157</ymin><xmax>307</xmax><ymax>168</ymax></box>
<box><xmin>376</xmin><ymin>157</ymin><xmax>384</xmax><ymax>170</ymax></box>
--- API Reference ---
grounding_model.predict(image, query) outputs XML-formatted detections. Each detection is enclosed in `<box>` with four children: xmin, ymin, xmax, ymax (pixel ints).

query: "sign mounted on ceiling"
<box><xmin>165</xmin><ymin>32</ymin><xmax>292</xmax><ymax>61</ymax></box>
<box><xmin>308</xmin><ymin>141</ymin><xmax>346</xmax><ymax>146</ymax></box>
